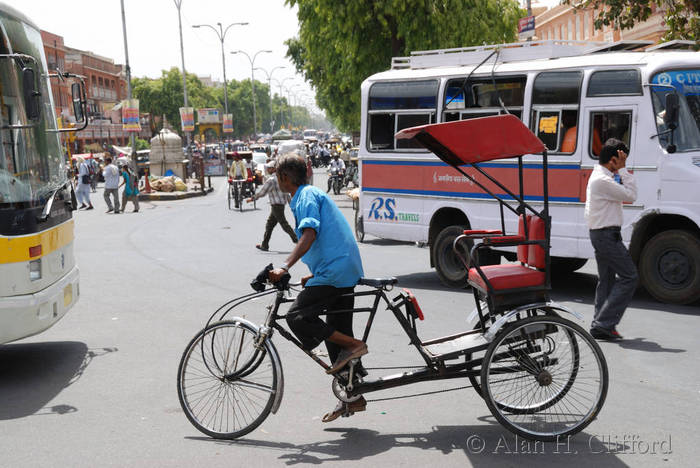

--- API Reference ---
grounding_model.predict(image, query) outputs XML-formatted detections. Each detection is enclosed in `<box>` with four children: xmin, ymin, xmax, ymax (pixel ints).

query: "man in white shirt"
<box><xmin>584</xmin><ymin>139</ymin><xmax>638</xmax><ymax>341</ymax></box>
<box><xmin>102</xmin><ymin>156</ymin><xmax>120</xmax><ymax>213</ymax></box>
<box><xmin>326</xmin><ymin>154</ymin><xmax>345</xmax><ymax>193</ymax></box>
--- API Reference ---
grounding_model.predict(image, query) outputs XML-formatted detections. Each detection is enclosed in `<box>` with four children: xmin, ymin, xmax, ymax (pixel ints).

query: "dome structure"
<box><xmin>149</xmin><ymin>128</ymin><xmax>187</xmax><ymax>179</ymax></box>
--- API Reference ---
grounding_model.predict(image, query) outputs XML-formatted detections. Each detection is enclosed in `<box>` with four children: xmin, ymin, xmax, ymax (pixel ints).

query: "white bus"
<box><xmin>356</xmin><ymin>40</ymin><xmax>700</xmax><ymax>304</ymax></box>
<box><xmin>0</xmin><ymin>4</ymin><xmax>87</xmax><ymax>343</ymax></box>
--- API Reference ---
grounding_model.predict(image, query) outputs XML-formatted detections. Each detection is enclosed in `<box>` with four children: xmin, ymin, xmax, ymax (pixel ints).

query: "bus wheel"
<box><xmin>639</xmin><ymin>230</ymin><xmax>700</xmax><ymax>305</ymax></box>
<box><xmin>433</xmin><ymin>225</ymin><xmax>469</xmax><ymax>288</ymax></box>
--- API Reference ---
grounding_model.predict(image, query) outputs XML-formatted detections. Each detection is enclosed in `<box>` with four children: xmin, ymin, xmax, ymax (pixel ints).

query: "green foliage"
<box><xmin>285</xmin><ymin>0</ymin><xmax>524</xmax><ymax>131</ymax></box>
<box><xmin>567</xmin><ymin>0</ymin><xmax>700</xmax><ymax>43</ymax></box>
<box><xmin>135</xmin><ymin>138</ymin><xmax>150</xmax><ymax>151</ymax></box>
<box><xmin>133</xmin><ymin>68</ymin><xmax>310</xmax><ymax>138</ymax></box>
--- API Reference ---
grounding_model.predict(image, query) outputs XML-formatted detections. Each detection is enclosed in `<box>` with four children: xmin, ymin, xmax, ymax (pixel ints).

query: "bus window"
<box><xmin>589</xmin><ymin>111</ymin><xmax>632</xmax><ymax>158</ymax></box>
<box><xmin>650</xmin><ymin>70</ymin><xmax>700</xmax><ymax>153</ymax></box>
<box><xmin>530</xmin><ymin>71</ymin><xmax>582</xmax><ymax>154</ymax></box>
<box><xmin>443</xmin><ymin>76</ymin><xmax>525</xmax><ymax>122</ymax></box>
<box><xmin>396</xmin><ymin>113</ymin><xmax>432</xmax><ymax>149</ymax></box>
<box><xmin>587</xmin><ymin>69</ymin><xmax>642</xmax><ymax>97</ymax></box>
<box><xmin>369</xmin><ymin>113</ymin><xmax>395</xmax><ymax>150</ymax></box>
<box><xmin>368</xmin><ymin>80</ymin><xmax>438</xmax><ymax>151</ymax></box>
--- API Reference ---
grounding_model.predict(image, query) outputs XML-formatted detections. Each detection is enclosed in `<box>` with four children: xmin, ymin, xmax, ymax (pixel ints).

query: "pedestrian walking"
<box><xmin>584</xmin><ymin>138</ymin><xmax>638</xmax><ymax>341</ymax></box>
<box><xmin>76</xmin><ymin>156</ymin><xmax>93</xmax><ymax>210</ymax></box>
<box><xmin>89</xmin><ymin>157</ymin><xmax>99</xmax><ymax>192</ymax></box>
<box><xmin>102</xmin><ymin>156</ymin><xmax>120</xmax><ymax>214</ymax></box>
<box><xmin>119</xmin><ymin>162</ymin><xmax>140</xmax><ymax>213</ymax></box>
<box><xmin>247</xmin><ymin>161</ymin><xmax>298</xmax><ymax>251</ymax></box>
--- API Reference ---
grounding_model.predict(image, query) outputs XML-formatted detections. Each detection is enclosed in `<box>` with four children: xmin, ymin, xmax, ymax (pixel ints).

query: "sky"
<box><xmin>13</xmin><ymin>0</ymin><xmax>321</xmax><ymax>112</ymax></box>
<box><xmin>13</xmin><ymin>0</ymin><xmax>563</xmax><ymax>114</ymax></box>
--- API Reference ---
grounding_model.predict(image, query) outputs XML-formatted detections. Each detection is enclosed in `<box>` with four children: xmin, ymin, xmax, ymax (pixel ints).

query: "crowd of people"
<box><xmin>73</xmin><ymin>154</ymin><xmax>140</xmax><ymax>213</ymax></box>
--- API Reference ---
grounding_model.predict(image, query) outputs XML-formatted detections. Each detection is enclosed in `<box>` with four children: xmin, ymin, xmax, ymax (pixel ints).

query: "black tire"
<box><xmin>481</xmin><ymin>316</ymin><xmax>608</xmax><ymax>441</ymax></box>
<box><xmin>237</xmin><ymin>186</ymin><xmax>244</xmax><ymax>212</ymax></box>
<box><xmin>433</xmin><ymin>225</ymin><xmax>469</xmax><ymax>288</ymax></box>
<box><xmin>177</xmin><ymin>320</ymin><xmax>278</xmax><ymax>439</ymax></box>
<box><xmin>639</xmin><ymin>230</ymin><xmax>700</xmax><ymax>305</ymax></box>
<box><xmin>333</xmin><ymin>178</ymin><xmax>341</xmax><ymax>195</ymax></box>
<box><xmin>227</xmin><ymin>186</ymin><xmax>233</xmax><ymax>210</ymax></box>
<box><xmin>355</xmin><ymin>213</ymin><xmax>365</xmax><ymax>243</ymax></box>
<box><xmin>551</xmin><ymin>257</ymin><xmax>588</xmax><ymax>275</ymax></box>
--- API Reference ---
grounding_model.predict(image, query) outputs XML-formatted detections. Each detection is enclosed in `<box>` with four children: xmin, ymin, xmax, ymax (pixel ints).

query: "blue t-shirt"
<box><xmin>290</xmin><ymin>185</ymin><xmax>363</xmax><ymax>288</ymax></box>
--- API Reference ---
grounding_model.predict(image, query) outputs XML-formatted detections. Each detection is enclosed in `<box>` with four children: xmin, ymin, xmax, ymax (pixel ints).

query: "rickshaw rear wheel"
<box><xmin>481</xmin><ymin>316</ymin><xmax>608</xmax><ymax>441</ymax></box>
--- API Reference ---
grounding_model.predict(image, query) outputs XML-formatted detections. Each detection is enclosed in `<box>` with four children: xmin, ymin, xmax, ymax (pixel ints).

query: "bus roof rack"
<box><xmin>390</xmin><ymin>39</ymin><xmax>682</xmax><ymax>70</ymax></box>
<box><xmin>585</xmin><ymin>40</ymin><xmax>653</xmax><ymax>53</ymax></box>
<box><xmin>392</xmin><ymin>40</ymin><xmax>611</xmax><ymax>70</ymax></box>
<box><xmin>646</xmin><ymin>40</ymin><xmax>698</xmax><ymax>51</ymax></box>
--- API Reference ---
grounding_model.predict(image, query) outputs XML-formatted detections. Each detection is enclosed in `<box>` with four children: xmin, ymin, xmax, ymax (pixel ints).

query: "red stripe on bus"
<box><xmin>362</xmin><ymin>164</ymin><xmax>589</xmax><ymax>201</ymax></box>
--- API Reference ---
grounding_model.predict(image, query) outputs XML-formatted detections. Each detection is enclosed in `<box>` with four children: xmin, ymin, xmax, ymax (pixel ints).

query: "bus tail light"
<box><xmin>29</xmin><ymin>245</ymin><xmax>42</xmax><ymax>257</ymax></box>
<box><xmin>29</xmin><ymin>259</ymin><xmax>42</xmax><ymax>281</ymax></box>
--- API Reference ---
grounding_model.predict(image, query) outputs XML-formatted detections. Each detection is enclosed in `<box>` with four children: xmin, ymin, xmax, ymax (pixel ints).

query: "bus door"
<box><xmin>578</xmin><ymin>103</ymin><xmax>638</xmax><ymax>254</ymax></box>
<box><xmin>528</xmin><ymin>71</ymin><xmax>584</xmax><ymax>257</ymax></box>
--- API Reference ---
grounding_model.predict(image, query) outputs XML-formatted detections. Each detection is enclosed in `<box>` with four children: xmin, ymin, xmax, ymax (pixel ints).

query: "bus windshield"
<box><xmin>650</xmin><ymin>70</ymin><xmax>700</xmax><ymax>153</ymax></box>
<box><xmin>0</xmin><ymin>20</ymin><xmax>66</xmax><ymax>206</ymax></box>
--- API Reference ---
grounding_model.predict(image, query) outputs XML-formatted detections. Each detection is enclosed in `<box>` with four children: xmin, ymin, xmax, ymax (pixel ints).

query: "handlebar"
<box><xmin>250</xmin><ymin>263</ymin><xmax>296</xmax><ymax>292</ymax></box>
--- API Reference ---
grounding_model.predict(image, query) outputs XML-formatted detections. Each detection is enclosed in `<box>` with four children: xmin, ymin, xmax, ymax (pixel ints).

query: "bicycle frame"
<box><xmin>221</xmin><ymin>284</ymin><xmax>543</xmax><ymax>399</ymax></box>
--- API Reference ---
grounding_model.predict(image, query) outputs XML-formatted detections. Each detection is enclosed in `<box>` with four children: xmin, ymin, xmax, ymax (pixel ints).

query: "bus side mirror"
<box><xmin>664</xmin><ymin>93</ymin><xmax>679</xmax><ymax>129</ymax></box>
<box><xmin>22</xmin><ymin>67</ymin><xmax>41</xmax><ymax>120</ymax></box>
<box><xmin>71</xmin><ymin>82</ymin><xmax>86</xmax><ymax>123</ymax></box>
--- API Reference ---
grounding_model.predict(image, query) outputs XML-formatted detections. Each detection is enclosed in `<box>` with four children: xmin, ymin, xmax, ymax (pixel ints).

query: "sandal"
<box><xmin>326</xmin><ymin>344</ymin><xmax>368</xmax><ymax>374</ymax></box>
<box><xmin>322</xmin><ymin>397</ymin><xmax>367</xmax><ymax>423</ymax></box>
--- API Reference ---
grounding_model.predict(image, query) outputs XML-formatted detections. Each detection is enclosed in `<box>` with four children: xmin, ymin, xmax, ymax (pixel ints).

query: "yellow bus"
<box><xmin>0</xmin><ymin>3</ymin><xmax>87</xmax><ymax>343</ymax></box>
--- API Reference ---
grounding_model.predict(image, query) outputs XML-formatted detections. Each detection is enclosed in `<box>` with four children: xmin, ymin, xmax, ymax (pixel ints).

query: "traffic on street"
<box><xmin>2</xmin><ymin>1</ymin><xmax>700</xmax><ymax>467</ymax></box>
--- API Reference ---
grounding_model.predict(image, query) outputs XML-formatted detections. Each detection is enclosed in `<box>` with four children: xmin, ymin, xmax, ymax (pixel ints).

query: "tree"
<box><xmin>285</xmin><ymin>0</ymin><xmax>524</xmax><ymax>132</ymax></box>
<box><xmin>567</xmin><ymin>1</ymin><xmax>699</xmax><ymax>42</ymax></box>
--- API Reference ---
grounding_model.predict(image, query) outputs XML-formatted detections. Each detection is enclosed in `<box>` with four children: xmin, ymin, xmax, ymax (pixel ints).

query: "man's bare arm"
<box><xmin>269</xmin><ymin>228</ymin><xmax>316</xmax><ymax>282</ymax></box>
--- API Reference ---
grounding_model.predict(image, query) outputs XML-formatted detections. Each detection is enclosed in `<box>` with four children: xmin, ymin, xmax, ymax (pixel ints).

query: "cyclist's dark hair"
<box><xmin>599</xmin><ymin>138</ymin><xmax>629</xmax><ymax>164</ymax></box>
<box><xmin>277</xmin><ymin>153</ymin><xmax>307</xmax><ymax>186</ymax></box>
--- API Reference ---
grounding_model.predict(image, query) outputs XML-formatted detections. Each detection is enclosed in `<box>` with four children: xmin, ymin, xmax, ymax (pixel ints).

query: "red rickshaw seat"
<box><xmin>468</xmin><ymin>216</ymin><xmax>547</xmax><ymax>292</ymax></box>
<box><xmin>468</xmin><ymin>264</ymin><xmax>545</xmax><ymax>291</ymax></box>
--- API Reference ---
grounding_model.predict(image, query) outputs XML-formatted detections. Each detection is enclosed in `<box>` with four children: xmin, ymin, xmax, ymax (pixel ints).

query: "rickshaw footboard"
<box><xmin>421</xmin><ymin>329</ymin><xmax>489</xmax><ymax>361</ymax></box>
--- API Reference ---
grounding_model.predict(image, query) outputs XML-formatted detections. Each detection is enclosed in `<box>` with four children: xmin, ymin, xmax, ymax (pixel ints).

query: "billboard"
<box><xmin>223</xmin><ymin>114</ymin><xmax>233</xmax><ymax>133</ymax></box>
<box><xmin>179</xmin><ymin>107</ymin><xmax>195</xmax><ymax>132</ymax></box>
<box><xmin>197</xmin><ymin>108</ymin><xmax>221</xmax><ymax>124</ymax></box>
<box><xmin>122</xmin><ymin>99</ymin><xmax>141</xmax><ymax>132</ymax></box>
<box><xmin>518</xmin><ymin>15</ymin><xmax>535</xmax><ymax>40</ymax></box>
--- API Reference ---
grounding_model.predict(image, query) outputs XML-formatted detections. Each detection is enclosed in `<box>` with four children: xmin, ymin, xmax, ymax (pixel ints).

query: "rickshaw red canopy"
<box><xmin>395</xmin><ymin>114</ymin><xmax>545</xmax><ymax>167</ymax></box>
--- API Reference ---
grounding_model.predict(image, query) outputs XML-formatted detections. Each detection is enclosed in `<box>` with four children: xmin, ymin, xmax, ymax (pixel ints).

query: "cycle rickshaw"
<box><xmin>178</xmin><ymin>115</ymin><xmax>608</xmax><ymax>442</ymax></box>
<box><xmin>227</xmin><ymin>171</ymin><xmax>256</xmax><ymax>212</ymax></box>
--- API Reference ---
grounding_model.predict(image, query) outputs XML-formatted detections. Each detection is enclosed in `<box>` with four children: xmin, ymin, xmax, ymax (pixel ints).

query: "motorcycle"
<box><xmin>328</xmin><ymin>166</ymin><xmax>344</xmax><ymax>195</ymax></box>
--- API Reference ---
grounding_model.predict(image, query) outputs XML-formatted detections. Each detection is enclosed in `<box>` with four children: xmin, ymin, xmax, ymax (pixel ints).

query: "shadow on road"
<box><xmin>187</xmin><ymin>423</ymin><xmax>632</xmax><ymax>467</ymax></box>
<box><xmin>550</xmin><ymin>271</ymin><xmax>699</xmax><ymax>315</ymax></box>
<box><xmin>359</xmin><ymin>238</ymin><xmax>415</xmax><ymax>247</ymax></box>
<box><xmin>393</xmin><ymin>271</ymin><xmax>464</xmax><ymax>293</ymax></box>
<box><xmin>0</xmin><ymin>342</ymin><xmax>117</xmax><ymax>420</ymax></box>
<box><xmin>616</xmin><ymin>338</ymin><xmax>685</xmax><ymax>353</ymax></box>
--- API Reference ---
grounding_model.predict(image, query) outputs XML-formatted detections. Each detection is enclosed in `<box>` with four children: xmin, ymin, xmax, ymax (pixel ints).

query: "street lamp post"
<box><xmin>272</xmin><ymin>77</ymin><xmax>294</xmax><ymax>129</ymax></box>
<box><xmin>285</xmin><ymin>84</ymin><xmax>301</xmax><ymax>130</ymax></box>
<box><xmin>119</xmin><ymin>0</ymin><xmax>136</xmax><ymax>161</ymax></box>
<box><xmin>253</xmin><ymin>65</ymin><xmax>285</xmax><ymax>133</ymax></box>
<box><xmin>173</xmin><ymin>0</ymin><xmax>191</xmax><ymax>156</ymax></box>
<box><xmin>231</xmin><ymin>50</ymin><xmax>271</xmax><ymax>138</ymax></box>
<box><xmin>192</xmin><ymin>21</ymin><xmax>248</xmax><ymax>116</ymax></box>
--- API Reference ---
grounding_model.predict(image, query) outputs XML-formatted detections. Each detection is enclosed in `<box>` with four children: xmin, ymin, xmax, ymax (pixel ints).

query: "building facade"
<box><xmin>534</xmin><ymin>4</ymin><xmax>666</xmax><ymax>44</ymax></box>
<box><xmin>41</xmin><ymin>30</ymin><xmax>150</xmax><ymax>153</ymax></box>
<box><xmin>40</xmin><ymin>30</ymin><xmax>71</xmax><ymax>119</ymax></box>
